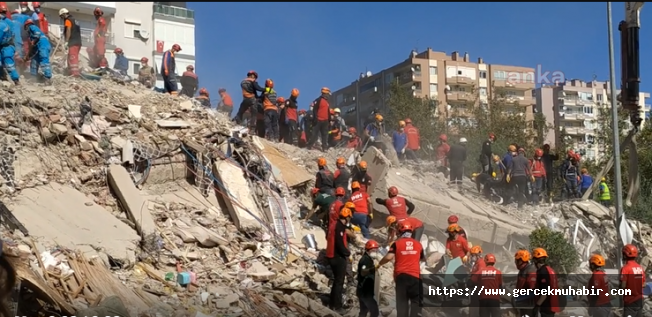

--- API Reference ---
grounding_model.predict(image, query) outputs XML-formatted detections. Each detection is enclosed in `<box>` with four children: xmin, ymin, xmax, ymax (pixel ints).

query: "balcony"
<box><xmin>563</xmin><ymin>98</ymin><xmax>578</xmax><ymax>106</ymax></box>
<box><xmin>42</xmin><ymin>2</ymin><xmax>116</xmax><ymax>15</ymax></box>
<box><xmin>154</xmin><ymin>3</ymin><xmax>195</xmax><ymax>19</ymax></box>
<box><xmin>565</xmin><ymin>127</ymin><xmax>588</xmax><ymax>135</ymax></box>
<box><xmin>57</xmin><ymin>26</ymin><xmax>115</xmax><ymax>48</ymax></box>
<box><xmin>446</xmin><ymin>75</ymin><xmax>474</xmax><ymax>85</ymax></box>
<box><xmin>506</xmin><ymin>96</ymin><xmax>534</xmax><ymax>107</ymax></box>
<box><xmin>492</xmin><ymin>79</ymin><xmax>534</xmax><ymax>90</ymax></box>
<box><xmin>446</xmin><ymin>91</ymin><xmax>473</xmax><ymax>102</ymax></box>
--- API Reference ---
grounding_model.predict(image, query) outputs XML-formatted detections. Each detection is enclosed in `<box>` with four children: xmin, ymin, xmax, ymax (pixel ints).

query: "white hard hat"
<box><xmin>460</xmin><ymin>137</ymin><xmax>467</xmax><ymax>143</ymax></box>
<box><xmin>334</xmin><ymin>108</ymin><xmax>341</xmax><ymax>113</ymax></box>
<box><xmin>59</xmin><ymin>8</ymin><xmax>69</xmax><ymax>16</ymax></box>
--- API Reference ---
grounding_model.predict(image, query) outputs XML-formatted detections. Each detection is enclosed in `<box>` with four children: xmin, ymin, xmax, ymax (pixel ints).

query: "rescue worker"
<box><xmin>447</xmin><ymin>137</ymin><xmax>467</xmax><ymax>188</ymax></box>
<box><xmin>261</xmin><ymin>79</ymin><xmax>279</xmax><ymax>141</ymax></box>
<box><xmin>385</xmin><ymin>215</ymin><xmax>423</xmax><ymax>246</ymax></box>
<box><xmin>620</xmin><ymin>244</ymin><xmax>645</xmax><ymax>317</ymax></box>
<box><xmin>531</xmin><ymin>248</ymin><xmax>561</xmax><ymax>317</ymax></box>
<box><xmin>18</xmin><ymin>2</ymin><xmax>34</xmax><ymax>60</ymax></box>
<box><xmin>529</xmin><ymin>149</ymin><xmax>547</xmax><ymax>205</ymax></box>
<box><xmin>20</xmin><ymin>2</ymin><xmax>37</xmax><ymax>23</ymax></box>
<box><xmin>8</xmin><ymin>8</ymin><xmax>22</xmax><ymax>72</ymax></box>
<box><xmin>180</xmin><ymin>65</ymin><xmax>198</xmax><ymax>97</ymax></box>
<box><xmin>474</xmin><ymin>172</ymin><xmax>504</xmax><ymax>203</ymax></box>
<box><xmin>471</xmin><ymin>254</ymin><xmax>502</xmax><ymax>317</ymax></box>
<box><xmin>32</xmin><ymin>2</ymin><xmax>47</xmax><ymax>35</ymax></box>
<box><xmin>0</xmin><ymin>6</ymin><xmax>19</xmax><ymax>85</ymax></box>
<box><xmin>305</xmin><ymin>187</ymin><xmax>336</xmax><ymax>228</ymax></box>
<box><xmin>436</xmin><ymin>134</ymin><xmax>450</xmax><ymax>176</ymax></box>
<box><xmin>24</xmin><ymin>19</ymin><xmax>50</xmax><ymax>84</ymax></box>
<box><xmin>137</xmin><ymin>57</ymin><xmax>156</xmax><ymax>88</ymax></box>
<box><xmin>160</xmin><ymin>43</ymin><xmax>182</xmax><ymax>95</ymax></box>
<box><xmin>392</xmin><ymin>121</ymin><xmax>408</xmax><ymax>160</ymax></box>
<box><xmin>357</xmin><ymin>240</ymin><xmax>380</xmax><ymax>317</ymax></box>
<box><xmin>347</xmin><ymin>127</ymin><xmax>362</xmax><ymax>150</ymax></box>
<box><xmin>300</xmin><ymin>108</ymin><xmax>313</xmax><ymax>144</ymax></box>
<box><xmin>559</xmin><ymin>150</ymin><xmax>580</xmax><ymax>200</ymax></box>
<box><xmin>587</xmin><ymin>254</ymin><xmax>612</xmax><ymax>317</ymax></box>
<box><xmin>445</xmin><ymin>224</ymin><xmax>469</xmax><ymax>260</ymax></box>
<box><xmin>328</xmin><ymin>110</ymin><xmax>343</xmax><ymax>147</ymax></box>
<box><xmin>506</xmin><ymin>146</ymin><xmax>532</xmax><ymax>209</ymax></box>
<box><xmin>480</xmin><ymin>133</ymin><xmax>497</xmax><ymax>175</ymax></box>
<box><xmin>375</xmin><ymin>186</ymin><xmax>415</xmax><ymax>222</ymax></box>
<box><xmin>349</xmin><ymin>181</ymin><xmax>372</xmax><ymax>239</ymax></box>
<box><xmin>327</xmin><ymin>190</ymin><xmax>350</xmax><ymax>235</ymax></box>
<box><xmin>351</xmin><ymin>161</ymin><xmax>372</xmax><ymax>193</ymax></box>
<box><xmin>541</xmin><ymin>144</ymin><xmax>559</xmax><ymax>203</ymax></box>
<box><xmin>377</xmin><ymin>222</ymin><xmax>424</xmax><ymax>317</ymax></box>
<box><xmin>254</xmin><ymin>107</ymin><xmax>265</xmax><ymax>138</ymax></box>
<box><xmin>315</xmin><ymin>157</ymin><xmax>335</xmax><ymax>195</ymax></box>
<box><xmin>283</xmin><ymin>88</ymin><xmax>300</xmax><ymax>145</ymax></box>
<box><xmin>467</xmin><ymin>246</ymin><xmax>486</xmax><ymax>317</ymax></box>
<box><xmin>447</xmin><ymin>215</ymin><xmax>468</xmax><ymax>239</ymax></box>
<box><xmin>59</xmin><ymin>8</ymin><xmax>82</xmax><ymax>77</ymax></box>
<box><xmin>307</xmin><ymin>87</ymin><xmax>331</xmax><ymax>152</ymax></box>
<box><xmin>277</xmin><ymin>96</ymin><xmax>289</xmax><ymax>142</ymax></box>
<box><xmin>195</xmin><ymin>88</ymin><xmax>211</xmax><ymax>108</ymax></box>
<box><xmin>403</xmin><ymin>118</ymin><xmax>420</xmax><ymax>161</ymax></box>
<box><xmin>332</xmin><ymin>108</ymin><xmax>347</xmax><ymax>131</ymax></box>
<box><xmin>364</xmin><ymin>114</ymin><xmax>385</xmax><ymax>151</ymax></box>
<box><xmin>580</xmin><ymin>168</ymin><xmax>594</xmax><ymax>199</ymax></box>
<box><xmin>92</xmin><ymin>7</ymin><xmax>107</xmax><ymax>69</ymax></box>
<box><xmin>333</xmin><ymin>157</ymin><xmax>350</xmax><ymax>198</ymax></box>
<box><xmin>598</xmin><ymin>177</ymin><xmax>611</xmax><ymax>207</ymax></box>
<box><xmin>326</xmin><ymin>207</ymin><xmax>352</xmax><ymax>314</ymax></box>
<box><xmin>501</xmin><ymin>144</ymin><xmax>516</xmax><ymax>175</ymax></box>
<box><xmin>514</xmin><ymin>249</ymin><xmax>536</xmax><ymax>316</ymax></box>
<box><xmin>112</xmin><ymin>48</ymin><xmax>128</xmax><ymax>76</ymax></box>
<box><xmin>217</xmin><ymin>88</ymin><xmax>234</xmax><ymax>118</ymax></box>
<box><xmin>235</xmin><ymin>70</ymin><xmax>265</xmax><ymax>126</ymax></box>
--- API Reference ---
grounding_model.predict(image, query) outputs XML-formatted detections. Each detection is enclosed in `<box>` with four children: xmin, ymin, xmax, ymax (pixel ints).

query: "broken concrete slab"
<box><xmin>155</xmin><ymin>120</ymin><xmax>191</xmax><ymax>128</ymax></box>
<box><xmin>212</xmin><ymin>159</ymin><xmax>263</xmax><ymax>232</ymax></box>
<box><xmin>127</xmin><ymin>105</ymin><xmax>142</xmax><ymax>121</ymax></box>
<box><xmin>360</xmin><ymin>146</ymin><xmax>391</xmax><ymax>195</ymax></box>
<box><xmin>107</xmin><ymin>164</ymin><xmax>158</xmax><ymax>242</ymax></box>
<box><xmin>8</xmin><ymin>183</ymin><xmax>139</xmax><ymax>262</ymax></box>
<box><xmin>253</xmin><ymin>136</ymin><xmax>312</xmax><ymax>187</ymax></box>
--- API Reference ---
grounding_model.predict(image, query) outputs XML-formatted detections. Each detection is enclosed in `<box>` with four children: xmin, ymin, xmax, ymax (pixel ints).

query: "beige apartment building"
<box><xmin>330</xmin><ymin>48</ymin><xmax>536</xmax><ymax>129</ymax></box>
<box><xmin>535</xmin><ymin>79</ymin><xmax>651</xmax><ymax>161</ymax></box>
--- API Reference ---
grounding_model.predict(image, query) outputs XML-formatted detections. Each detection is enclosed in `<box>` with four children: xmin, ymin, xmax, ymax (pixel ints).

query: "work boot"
<box><xmin>44</xmin><ymin>78</ymin><xmax>52</xmax><ymax>86</ymax></box>
<box><xmin>12</xmin><ymin>80</ymin><xmax>19</xmax><ymax>86</ymax></box>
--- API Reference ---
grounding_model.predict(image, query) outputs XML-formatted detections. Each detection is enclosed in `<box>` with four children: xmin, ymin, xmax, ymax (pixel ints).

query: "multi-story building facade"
<box><xmin>330</xmin><ymin>48</ymin><xmax>536</xmax><ymax>129</ymax></box>
<box><xmin>151</xmin><ymin>2</ymin><xmax>195</xmax><ymax>88</ymax></box>
<box><xmin>535</xmin><ymin>79</ymin><xmax>650</xmax><ymax>161</ymax></box>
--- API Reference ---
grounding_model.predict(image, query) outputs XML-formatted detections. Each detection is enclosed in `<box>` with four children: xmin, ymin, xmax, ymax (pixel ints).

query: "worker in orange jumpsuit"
<box><xmin>91</xmin><ymin>7</ymin><xmax>107</xmax><ymax>69</ymax></box>
<box><xmin>513</xmin><ymin>249</ymin><xmax>536</xmax><ymax>316</ymax></box>
<box><xmin>531</xmin><ymin>248</ymin><xmax>562</xmax><ymax>317</ymax></box>
<box><xmin>467</xmin><ymin>246</ymin><xmax>486</xmax><ymax>317</ymax></box>
<box><xmin>349</xmin><ymin>181</ymin><xmax>372</xmax><ymax>238</ymax></box>
<box><xmin>351</xmin><ymin>161</ymin><xmax>372</xmax><ymax>193</ymax></box>
<box><xmin>261</xmin><ymin>79</ymin><xmax>279</xmax><ymax>141</ymax></box>
<box><xmin>385</xmin><ymin>215</ymin><xmax>423</xmax><ymax>246</ymax></box>
<box><xmin>436</xmin><ymin>134</ymin><xmax>450</xmax><ymax>176</ymax></box>
<box><xmin>529</xmin><ymin>149</ymin><xmax>547</xmax><ymax>205</ymax></box>
<box><xmin>447</xmin><ymin>215</ymin><xmax>467</xmax><ymax>239</ymax></box>
<box><xmin>307</xmin><ymin>87</ymin><xmax>331</xmax><ymax>152</ymax></box>
<box><xmin>217</xmin><ymin>88</ymin><xmax>234</xmax><ymax>118</ymax></box>
<box><xmin>404</xmin><ymin>118</ymin><xmax>420</xmax><ymax>161</ymax></box>
<box><xmin>375</xmin><ymin>186</ymin><xmax>415</xmax><ymax>222</ymax></box>
<box><xmin>32</xmin><ymin>2</ymin><xmax>47</xmax><ymax>35</ymax></box>
<box><xmin>195</xmin><ymin>88</ymin><xmax>211</xmax><ymax>108</ymax></box>
<box><xmin>470</xmin><ymin>254</ymin><xmax>502</xmax><ymax>317</ymax></box>
<box><xmin>180</xmin><ymin>65</ymin><xmax>198</xmax><ymax>97</ymax></box>
<box><xmin>587</xmin><ymin>254</ymin><xmax>611</xmax><ymax>317</ymax></box>
<box><xmin>59</xmin><ymin>8</ymin><xmax>82</xmax><ymax>77</ymax></box>
<box><xmin>236</xmin><ymin>70</ymin><xmax>266</xmax><ymax>127</ymax></box>
<box><xmin>333</xmin><ymin>157</ymin><xmax>351</xmax><ymax>198</ymax></box>
<box><xmin>315</xmin><ymin>157</ymin><xmax>335</xmax><ymax>195</ymax></box>
<box><xmin>328</xmin><ymin>110</ymin><xmax>343</xmax><ymax>148</ymax></box>
<box><xmin>276</xmin><ymin>96</ymin><xmax>287</xmax><ymax>142</ymax></box>
<box><xmin>346</xmin><ymin>127</ymin><xmax>362</xmax><ymax>150</ymax></box>
<box><xmin>620</xmin><ymin>244</ymin><xmax>645</xmax><ymax>317</ymax></box>
<box><xmin>161</xmin><ymin>44</ymin><xmax>182</xmax><ymax>95</ymax></box>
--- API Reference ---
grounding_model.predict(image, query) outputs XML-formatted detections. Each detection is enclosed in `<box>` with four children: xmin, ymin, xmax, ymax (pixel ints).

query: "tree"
<box><xmin>529</xmin><ymin>226</ymin><xmax>580</xmax><ymax>273</ymax></box>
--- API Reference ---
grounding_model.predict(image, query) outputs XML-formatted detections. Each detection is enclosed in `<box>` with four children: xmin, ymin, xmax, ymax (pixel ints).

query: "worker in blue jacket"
<box><xmin>23</xmin><ymin>19</ymin><xmax>50</xmax><ymax>83</ymax></box>
<box><xmin>8</xmin><ymin>13</ymin><xmax>22</xmax><ymax>67</ymax></box>
<box><xmin>112</xmin><ymin>47</ymin><xmax>129</xmax><ymax>76</ymax></box>
<box><xmin>10</xmin><ymin>8</ymin><xmax>28</xmax><ymax>62</ymax></box>
<box><xmin>392</xmin><ymin>120</ymin><xmax>408</xmax><ymax>160</ymax></box>
<box><xmin>161</xmin><ymin>43</ymin><xmax>181</xmax><ymax>95</ymax></box>
<box><xmin>501</xmin><ymin>144</ymin><xmax>516</xmax><ymax>174</ymax></box>
<box><xmin>0</xmin><ymin>7</ymin><xmax>19</xmax><ymax>85</ymax></box>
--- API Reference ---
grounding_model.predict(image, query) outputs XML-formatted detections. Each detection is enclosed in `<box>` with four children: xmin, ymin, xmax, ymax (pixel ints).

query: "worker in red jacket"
<box><xmin>587</xmin><ymin>254</ymin><xmax>611</xmax><ymax>317</ymax></box>
<box><xmin>531</xmin><ymin>248</ymin><xmax>562</xmax><ymax>317</ymax></box>
<box><xmin>445</xmin><ymin>224</ymin><xmax>469</xmax><ymax>260</ymax></box>
<box><xmin>282</xmin><ymin>88</ymin><xmax>300</xmax><ymax>145</ymax></box>
<box><xmin>404</xmin><ymin>118</ymin><xmax>420</xmax><ymax>161</ymax></box>
<box><xmin>325</xmin><ymin>207</ymin><xmax>352</xmax><ymax>314</ymax></box>
<box><xmin>620</xmin><ymin>244</ymin><xmax>645</xmax><ymax>317</ymax></box>
<box><xmin>346</xmin><ymin>127</ymin><xmax>362</xmax><ymax>150</ymax></box>
<box><xmin>306</xmin><ymin>87</ymin><xmax>331</xmax><ymax>151</ymax></box>
<box><xmin>349</xmin><ymin>181</ymin><xmax>372</xmax><ymax>238</ymax></box>
<box><xmin>375</xmin><ymin>186</ymin><xmax>415</xmax><ymax>221</ymax></box>
<box><xmin>92</xmin><ymin>7</ymin><xmax>107</xmax><ymax>68</ymax></box>
<box><xmin>530</xmin><ymin>148</ymin><xmax>547</xmax><ymax>205</ymax></box>
<box><xmin>513</xmin><ymin>249</ymin><xmax>536</xmax><ymax>315</ymax></box>
<box><xmin>351</xmin><ymin>161</ymin><xmax>372</xmax><ymax>193</ymax></box>
<box><xmin>436</xmin><ymin>134</ymin><xmax>450</xmax><ymax>176</ymax></box>
<box><xmin>471</xmin><ymin>254</ymin><xmax>502</xmax><ymax>317</ymax></box>
<box><xmin>385</xmin><ymin>215</ymin><xmax>423</xmax><ymax>246</ymax></box>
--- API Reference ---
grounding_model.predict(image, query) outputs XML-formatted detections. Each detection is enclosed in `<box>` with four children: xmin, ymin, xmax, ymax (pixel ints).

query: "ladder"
<box><xmin>268</xmin><ymin>194</ymin><xmax>296</xmax><ymax>240</ymax></box>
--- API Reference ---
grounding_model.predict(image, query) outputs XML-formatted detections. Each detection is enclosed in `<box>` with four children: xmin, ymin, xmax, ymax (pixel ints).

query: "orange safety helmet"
<box><xmin>351</xmin><ymin>181</ymin><xmax>361</xmax><ymax>189</ymax></box>
<box><xmin>94</xmin><ymin>7</ymin><xmax>103</xmax><ymax>16</ymax></box>
<box><xmin>336</xmin><ymin>157</ymin><xmax>345</xmax><ymax>165</ymax></box>
<box><xmin>344</xmin><ymin>202</ymin><xmax>356</xmax><ymax>210</ymax></box>
<box><xmin>198</xmin><ymin>88</ymin><xmax>208</xmax><ymax>96</ymax></box>
<box><xmin>335</xmin><ymin>187</ymin><xmax>346</xmax><ymax>196</ymax></box>
<box><xmin>398</xmin><ymin>221</ymin><xmax>414</xmax><ymax>233</ymax></box>
<box><xmin>247</xmin><ymin>70</ymin><xmax>258</xmax><ymax>78</ymax></box>
<box><xmin>311</xmin><ymin>187</ymin><xmax>320</xmax><ymax>195</ymax></box>
<box><xmin>439</xmin><ymin>134</ymin><xmax>448</xmax><ymax>142</ymax></box>
<box><xmin>114</xmin><ymin>48</ymin><xmax>123</xmax><ymax>54</ymax></box>
<box><xmin>277</xmin><ymin>96</ymin><xmax>286</xmax><ymax>104</ymax></box>
<box><xmin>447</xmin><ymin>224</ymin><xmax>460</xmax><ymax>233</ymax></box>
<box><xmin>589</xmin><ymin>254</ymin><xmax>606</xmax><ymax>267</ymax></box>
<box><xmin>329</xmin><ymin>109</ymin><xmax>335</xmax><ymax>115</ymax></box>
<box><xmin>265</xmin><ymin>79</ymin><xmax>274</xmax><ymax>88</ymax></box>
<box><xmin>317</xmin><ymin>157</ymin><xmax>327</xmax><ymax>167</ymax></box>
<box><xmin>291</xmin><ymin>88</ymin><xmax>299</xmax><ymax>97</ymax></box>
<box><xmin>532</xmin><ymin>248</ymin><xmax>548</xmax><ymax>259</ymax></box>
<box><xmin>398</xmin><ymin>120</ymin><xmax>406</xmax><ymax>127</ymax></box>
<box><xmin>386</xmin><ymin>215</ymin><xmax>398</xmax><ymax>227</ymax></box>
<box><xmin>514</xmin><ymin>249</ymin><xmax>531</xmax><ymax>262</ymax></box>
<box><xmin>358</xmin><ymin>161</ymin><xmax>368</xmax><ymax>169</ymax></box>
<box><xmin>348</xmin><ymin>127</ymin><xmax>357</xmax><ymax>134</ymax></box>
<box><xmin>404</xmin><ymin>118</ymin><xmax>412</xmax><ymax>124</ymax></box>
<box><xmin>186</xmin><ymin>65</ymin><xmax>194</xmax><ymax>71</ymax></box>
<box><xmin>535</xmin><ymin>149</ymin><xmax>543</xmax><ymax>157</ymax></box>
<box><xmin>470</xmin><ymin>246</ymin><xmax>482</xmax><ymax>254</ymax></box>
<box><xmin>140</xmin><ymin>57</ymin><xmax>149</xmax><ymax>63</ymax></box>
<box><xmin>622</xmin><ymin>244</ymin><xmax>639</xmax><ymax>258</ymax></box>
<box><xmin>388</xmin><ymin>186</ymin><xmax>399</xmax><ymax>197</ymax></box>
<box><xmin>321</xmin><ymin>87</ymin><xmax>331</xmax><ymax>94</ymax></box>
<box><xmin>484</xmin><ymin>254</ymin><xmax>497</xmax><ymax>264</ymax></box>
<box><xmin>172</xmin><ymin>44</ymin><xmax>182</xmax><ymax>51</ymax></box>
<box><xmin>365</xmin><ymin>239</ymin><xmax>380</xmax><ymax>250</ymax></box>
<box><xmin>448</xmin><ymin>215</ymin><xmax>459</xmax><ymax>224</ymax></box>
<box><xmin>340</xmin><ymin>207</ymin><xmax>352</xmax><ymax>218</ymax></box>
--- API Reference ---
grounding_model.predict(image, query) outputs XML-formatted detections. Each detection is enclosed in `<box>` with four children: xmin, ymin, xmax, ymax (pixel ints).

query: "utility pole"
<box><xmin>355</xmin><ymin>80</ymin><xmax>360</xmax><ymax>130</ymax></box>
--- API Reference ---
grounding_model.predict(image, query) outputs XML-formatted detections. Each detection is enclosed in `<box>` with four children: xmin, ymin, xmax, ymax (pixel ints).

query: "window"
<box><xmin>133</xmin><ymin>63</ymin><xmax>140</xmax><ymax>75</ymax></box>
<box><xmin>384</xmin><ymin>73</ymin><xmax>394</xmax><ymax>84</ymax></box>
<box><xmin>479</xmin><ymin>87</ymin><xmax>488</xmax><ymax>96</ymax></box>
<box><xmin>506</xmin><ymin>90</ymin><xmax>516</xmax><ymax>96</ymax></box>
<box><xmin>493</xmin><ymin>71</ymin><xmax>506</xmax><ymax>80</ymax></box>
<box><xmin>429</xmin><ymin>66</ymin><xmax>438</xmax><ymax>76</ymax></box>
<box><xmin>479</xmin><ymin>71</ymin><xmax>487</xmax><ymax>79</ymax></box>
<box><xmin>124</xmin><ymin>22</ymin><xmax>141</xmax><ymax>38</ymax></box>
<box><xmin>597</xmin><ymin>94</ymin><xmax>603</xmax><ymax>101</ymax></box>
<box><xmin>430</xmin><ymin>83</ymin><xmax>438</xmax><ymax>93</ymax></box>
<box><xmin>457</xmin><ymin>70</ymin><xmax>463</xmax><ymax>75</ymax></box>
<box><xmin>583</xmin><ymin>106</ymin><xmax>593</xmax><ymax>115</ymax></box>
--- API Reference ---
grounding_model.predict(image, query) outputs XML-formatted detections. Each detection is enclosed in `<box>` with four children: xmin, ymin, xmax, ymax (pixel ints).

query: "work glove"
<box><xmin>530</xmin><ymin>175</ymin><xmax>535</xmax><ymax>183</ymax></box>
<box><xmin>369</xmin><ymin>213</ymin><xmax>373</xmax><ymax>220</ymax></box>
<box><xmin>401</xmin><ymin>148</ymin><xmax>405</xmax><ymax>154</ymax></box>
<box><xmin>506</xmin><ymin>175</ymin><xmax>511</xmax><ymax>183</ymax></box>
<box><xmin>462</xmin><ymin>256</ymin><xmax>468</xmax><ymax>264</ymax></box>
<box><xmin>369</xmin><ymin>136</ymin><xmax>375</xmax><ymax>142</ymax></box>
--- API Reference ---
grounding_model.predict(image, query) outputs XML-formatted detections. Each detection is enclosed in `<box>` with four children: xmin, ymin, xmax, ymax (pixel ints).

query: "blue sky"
<box><xmin>190</xmin><ymin>2</ymin><xmax>651</xmax><ymax>108</ymax></box>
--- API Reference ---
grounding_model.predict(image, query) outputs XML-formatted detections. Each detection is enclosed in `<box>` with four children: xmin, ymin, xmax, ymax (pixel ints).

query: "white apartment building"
<box><xmin>151</xmin><ymin>2</ymin><xmax>196</xmax><ymax>89</ymax></box>
<box><xmin>535</xmin><ymin>79</ymin><xmax>650</xmax><ymax>161</ymax></box>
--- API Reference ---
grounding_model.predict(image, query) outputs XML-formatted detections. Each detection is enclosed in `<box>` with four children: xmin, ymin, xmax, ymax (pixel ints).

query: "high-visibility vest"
<box><xmin>599</xmin><ymin>182</ymin><xmax>611</xmax><ymax>201</ymax></box>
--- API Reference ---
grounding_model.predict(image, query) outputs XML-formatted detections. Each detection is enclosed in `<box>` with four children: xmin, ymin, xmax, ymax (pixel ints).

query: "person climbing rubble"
<box><xmin>403</xmin><ymin>118</ymin><xmax>420</xmax><ymax>161</ymax></box>
<box><xmin>112</xmin><ymin>48</ymin><xmax>129</xmax><ymax>76</ymax></box>
<box><xmin>349</xmin><ymin>181</ymin><xmax>372</xmax><ymax>239</ymax></box>
<box><xmin>541</xmin><ymin>144</ymin><xmax>559</xmax><ymax>203</ymax></box>
<box><xmin>261</xmin><ymin>79</ymin><xmax>279</xmax><ymax>141</ymax></box>
<box><xmin>351</xmin><ymin>161</ymin><xmax>372</xmax><ymax>193</ymax></box>
<box><xmin>598</xmin><ymin>177</ymin><xmax>611</xmax><ymax>207</ymax></box>
<box><xmin>467</xmin><ymin>245</ymin><xmax>485</xmax><ymax>317</ymax></box>
<box><xmin>327</xmin><ymin>110</ymin><xmax>343</xmax><ymax>147</ymax></box>
<box><xmin>305</xmin><ymin>187</ymin><xmax>335</xmax><ymax>228</ymax></box>
<box><xmin>32</xmin><ymin>2</ymin><xmax>47</xmax><ymax>35</ymax></box>
<box><xmin>195</xmin><ymin>88</ymin><xmax>211</xmax><ymax>108</ymax></box>
<box><xmin>23</xmin><ymin>19</ymin><xmax>51</xmax><ymax>84</ymax></box>
<box><xmin>314</xmin><ymin>157</ymin><xmax>335</xmax><ymax>196</ymax></box>
<box><xmin>531</xmin><ymin>248</ymin><xmax>561</xmax><ymax>317</ymax></box>
<box><xmin>480</xmin><ymin>133</ymin><xmax>496</xmax><ymax>175</ymax></box>
<box><xmin>587</xmin><ymin>254</ymin><xmax>611</xmax><ymax>317</ymax></box>
<box><xmin>282</xmin><ymin>88</ymin><xmax>299</xmax><ymax>145</ymax></box>
<box><xmin>91</xmin><ymin>7</ymin><xmax>107</xmax><ymax>68</ymax></box>
<box><xmin>377</xmin><ymin>221</ymin><xmax>424</xmax><ymax>317</ymax></box>
<box><xmin>364</xmin><ymin>114</ymin><xmax>385</xmax><ymax>152</ymax></box>
<box><xmin>333</xmin><ymin>157</ymin><xmax>350</xmax><ymax>198</ymax></box>
<box><xmin>217</xmin><ymin>88</ymin><xmax>233</xmax><ymax>117</ymax></box>
<box><xmin>161</xmin><ymin>44</ymin><xmax>182</xmax><ymax>95</ymax></box>
<box><xmin>529</xmin><ymin>149</ymin><xmax>546</xmax><ymax>205</ymax></box>
<box><xmin>0</xmin><ymin>6</ymin><xmax>19</xmax><ymax>85</ymax></box>
<box><xmin>346</xmin><ymin>127</ymin><xmax>362</xmax><ymax>150</ymax></box>
<box><xmin>137</xmin><ymin>57</ymin><xmax>156</xmax><ymax>88</ymax></box>
<box><xmin>513</xmin><ymin>249</ymin><xmax>536</xmax><ymax>316</ymax></box>
<box><xmin>357</xmin><ymin>240</ymin><xmax>380</xmax><ymax>317</ymax></box>
<box><xmin>326</xmin><ymin>207</ymin><xmax>352</xmax><ymax>314</ymax></box>
<box><xmin>559</xmin><ymin>150</ymin><xmax>581</xmax><ymax>200</ymax></box>
<box><xmin>327</xmin><ymin>189</ymin><xmax>350</xmax><ymax>234</ymax></box>
<box><xmin>375</xmin><ymin>186</ymin><xmax>415</xmax><ymax>222</ymax></box>
<box><xmin>59</xmin><ymin>8</ymin><xmax>81</xmax><ymax>77</ymax></box>
<box><xmin>436</xmin><ymin>134</ymin><xmax>450</xmax><ymax>176</ymax></box>
<box><xmin>579</xmin><ymin>168</ymin><xmax>594</xmax><ymax>199</ymax></box>
<box><xmin>445</xmin><ymin>224</ymin><xmax>469</xmax><ymax>260</ymax></box>
<box><xmin>506</xmin><ymin>146</ymin><xmax>531</xmax><ymax>209</ymax></box>
<box><xmin>447</xmin><ymin>215</ymin><xmax>467</xmax><ymax>239</ymax></box>
<box><xmin>392</xmin><ymin>120</ymin><xmax>408</xmax><ymax>160</ymax></box>
<box><xmin>235</xmin><ymin>70</ymin><xmax>265</xmax><ymax>126</ymax></box>
<box><xmin>470</xmin><ymin>254</ymin><xmax>502</xmax><ymax>317</ymax></box>
<box><xmin>620</xmin><ymin>244</ymin><xmax>645</xmax><ymax>317</ymax></box>
<box><xmin>447</xmin><ymin>137</ymin><xmax>467</xmax><ymax>189</ymax></box>
<box><xmin>306</xmin><ymin>87</ymin><xmax>331</xmax><ymax>152</ymax></box>
<box><xmin>7</xmin><ymin>7</ymin><xmax>23</xmax><ymax>73</ymax></box>
<box><xmin>180</xmin><ymin>65</ymin><xmax>198</xmax><ymax>98</ymax></box>
<box><xmin>385</xmin><ymin>215</ymin><xmax>423</xmax><ymax>246</ymax></box>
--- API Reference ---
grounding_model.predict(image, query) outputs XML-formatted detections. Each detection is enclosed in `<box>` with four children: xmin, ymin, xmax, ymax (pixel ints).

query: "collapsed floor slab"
<box><xmin>212</xmin><ymin>159</ymin><xmax>263</xmax><ymax>231</ymax></box>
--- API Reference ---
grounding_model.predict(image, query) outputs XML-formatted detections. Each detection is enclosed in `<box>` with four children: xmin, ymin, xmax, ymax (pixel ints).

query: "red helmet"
<box><xmin>535</xmin><ymin>149</ymin><xmax>543</xmax><ymax>157</ymax></box>
<box><xmin>404</xmin><ymin>118</ymin><xmax>412</xmax><ymax>124</ymax></box>
<box><xmin>0</xmin><ymin>4</ymin><xmax>8</xmax><ymax>13</ymax></box>
<box><xmin>23</xmin><ymin>19</ymin><xmax>34</xmax><ymax>28</ymax></box>
<box><xmin>448</xmin><ymin>215</ymin><xmax>459</xmax><ymax>224</ymax></box>
<box><xmin>277</xmin><ymin>96</ymin><xmax>286</xmax><ymax>104</ymax></box>
<box><xmin>335</xmin><ymin>187</ymin><xmax>345</xmax><ymax>196</ymax></box>
<box><xmin>329</xmin><ymin>109</ymin><xmax>335</xmax><ymax>115</ymax></box>
<box><xmin>365</xmin><ymin>240</ymin><xmax>380</xmax><ymax>250</ymax></box>
<box><xmin>265</xmin><ymin>79</ymin><xmax>274</xmax><ymax>88</ymax></box>
<box><xmin>398</xmin><ymin>222</ymin><xmax>414</xmax><ymax>233</ymax></box>
<box><xmin>348</xmin><ymin>127</ymin><xmax>357</xmax><ymax>134</ymax></box>
<box><xmin>247</xmin><ymin>70</ymin><xmax>258</xmax><ymax>78</ymax></box>
<box><xmin>299</xmin><ymin>109</ymin><xmax>306</xmax><ymax>114</ymax></box>
<box><xmin>93</xmin><ymin>7</ymin><xmax>103</xmax><ymax>16</ymax></box>
<box><xmin>172</xmin><ymin>44</ymin><xmax>182</xmax><ymax>51</ymax></box>
<box><xmin>32</xmin><ymin>2</ymin><xmax>41</xmax><ymax>8</ymax></box>
<box><xmin>622</xmin><ymin>244</ymin><xmax>638</xmax><ymax>258</ymax></box>
<box><xmin>489</xmin><ymin>132</ymin><xmax>496</xmax><ymax>140</ymax></box>
<box><xmin>311</xmin><ymin>188</ymin><xmax>320</xmax><ymax>196</ymax></box>
<box><xmin>198</xmin><ymin>88</ymin><xmax>208</xmax><ymax>96</ymax></box>
<box><xmin>388</xmin><ymin>186</ymin><xmax>398</xmax><ymax>197</ymax></box>
<box><xmin>484</xmin><ymin>254</ymin><xmax>496</xmax><ymax>264</ymax></box>
<box><xmin>140</xmin><ymin>57</ymin><xmax>148</xmax><ymax>63</ymax></box>
<box><xmin>19</xmin><ymin>2</ymin><xmax>28</xmax><ymax>6</ymax></box>
<box><xmin>186</xmin><ymin>65</ymin><xmax>194</xmax><ymax>71</ymax></box>
<box><xmin>439</xmin><ymin>134</ymin><xmax>448</xmax><ymax>142</ymax></box>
